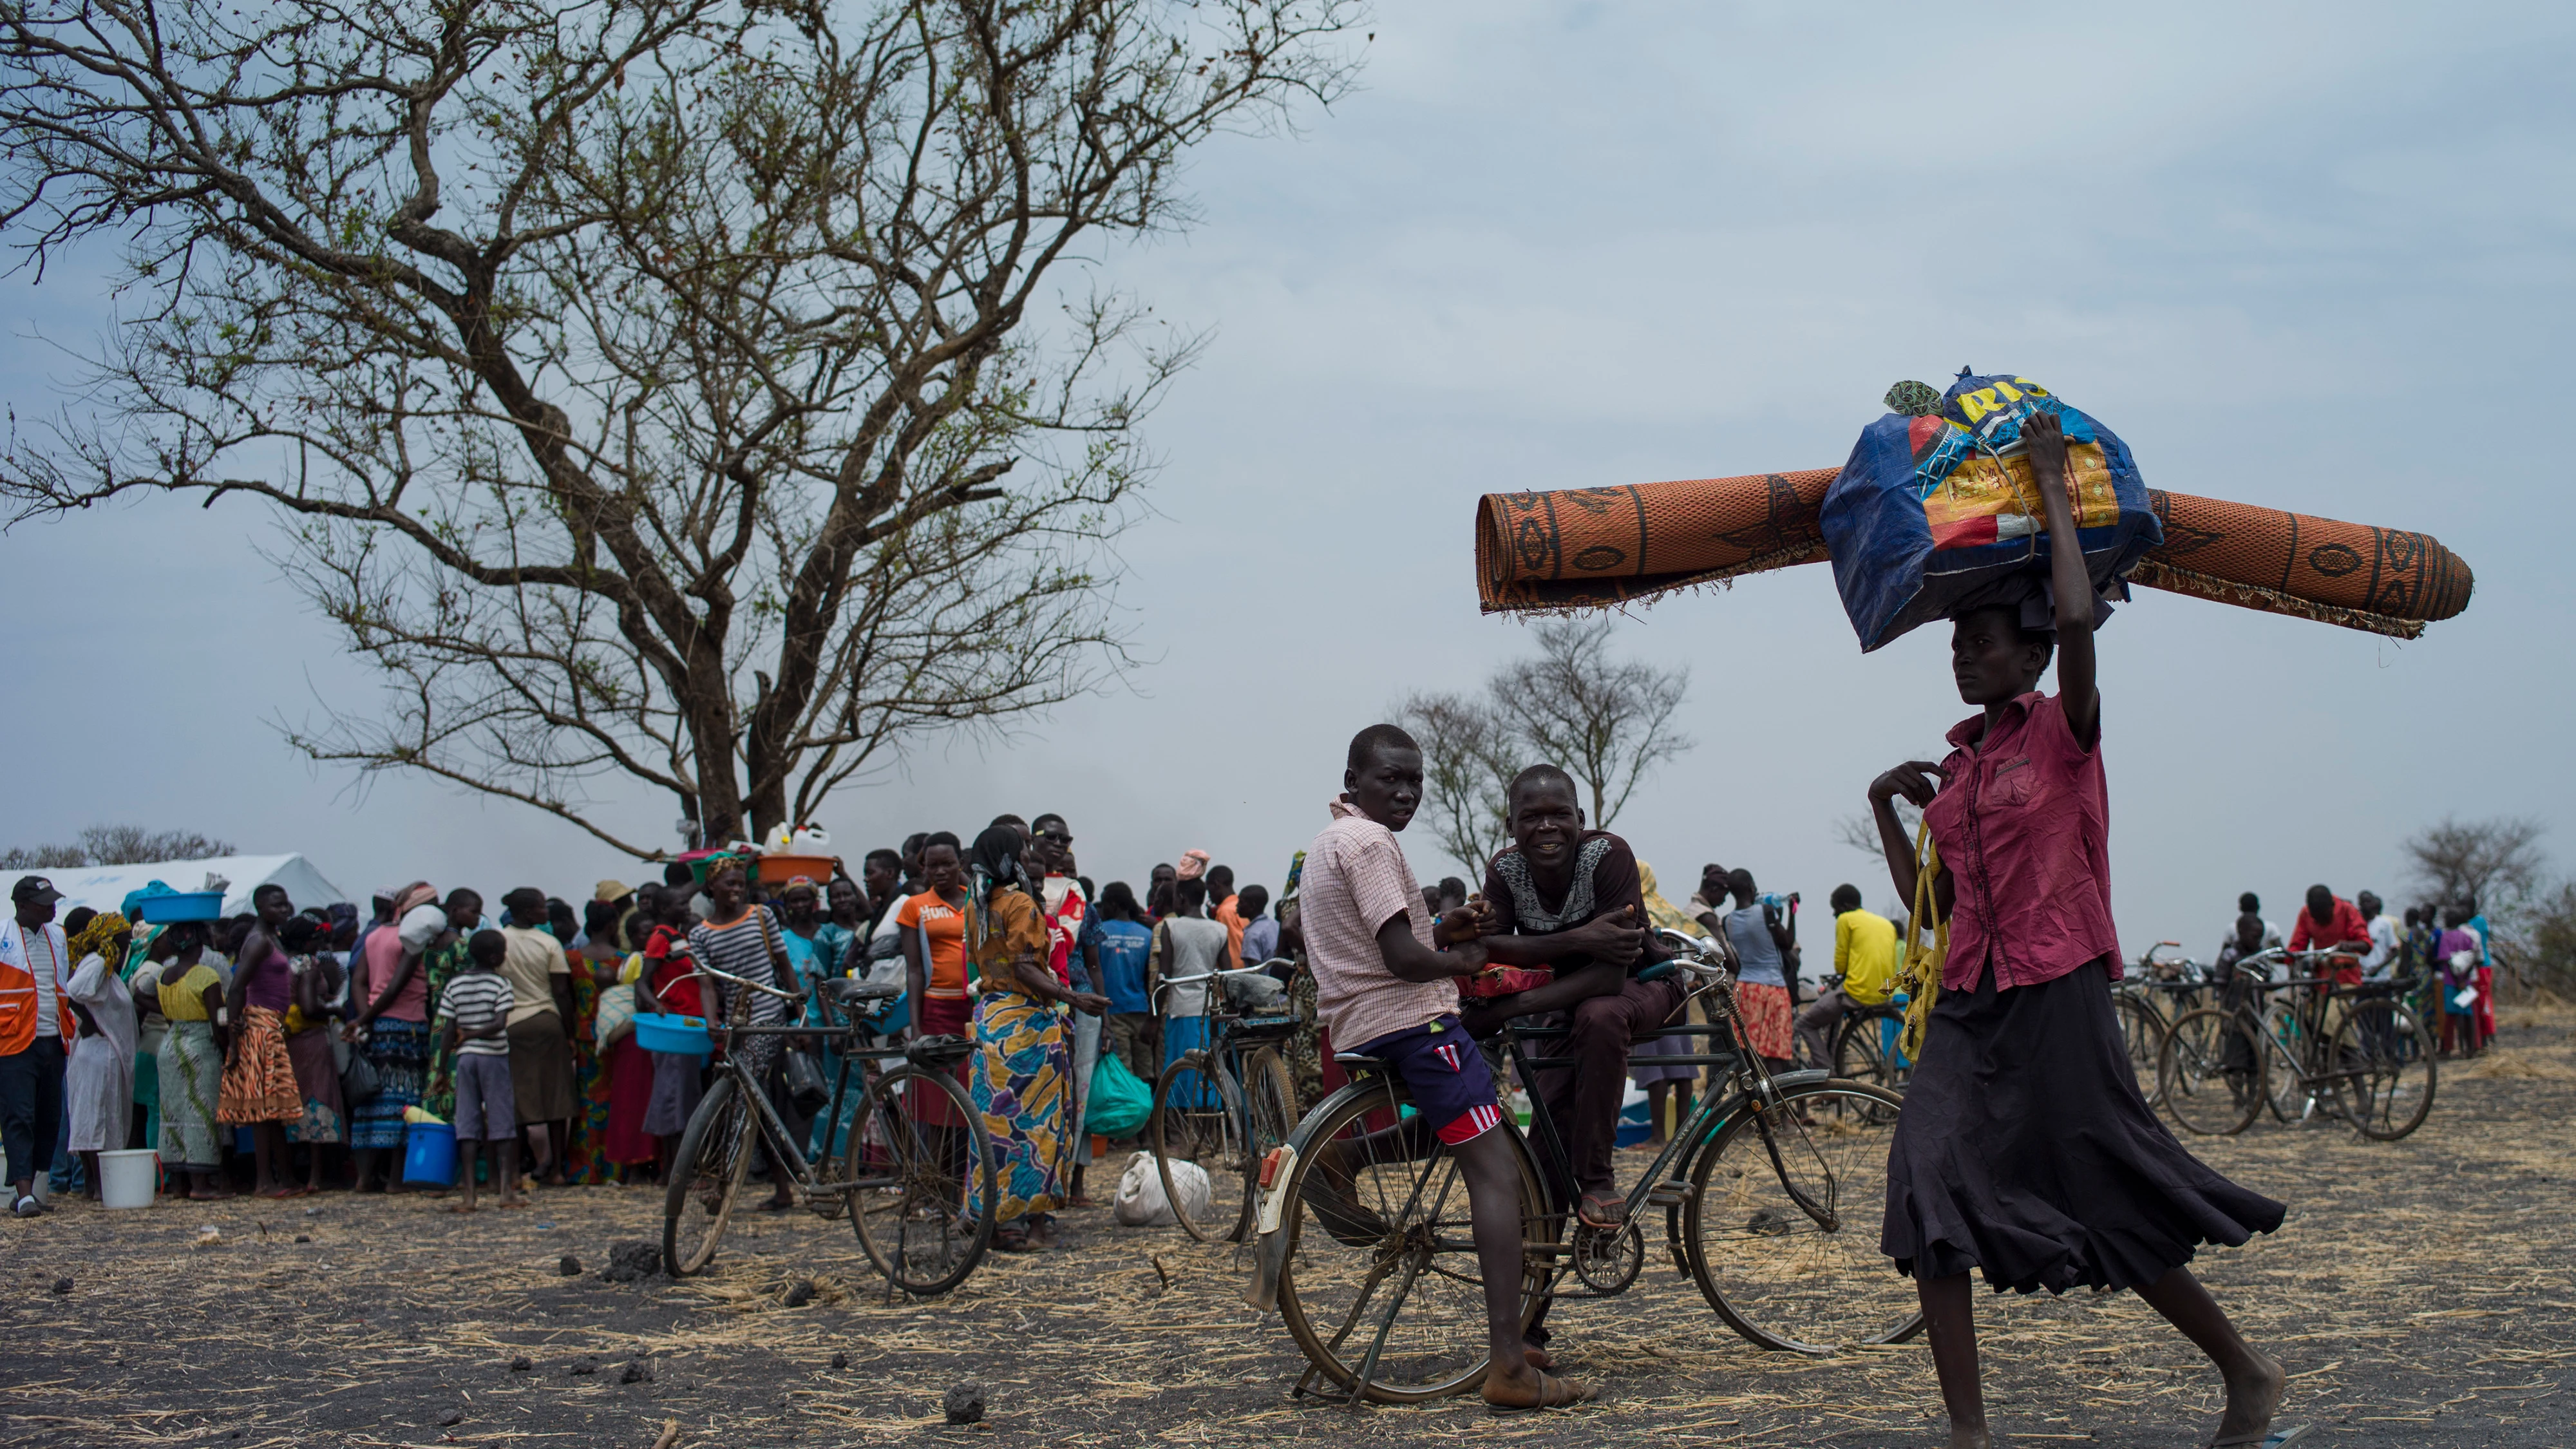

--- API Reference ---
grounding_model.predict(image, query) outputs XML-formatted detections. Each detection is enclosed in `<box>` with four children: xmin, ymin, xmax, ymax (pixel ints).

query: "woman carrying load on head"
<box><xmin>962</xmin><ymin>824</ymin><xmax>1106</xmax><ymax>1251</ymax></box>
<box><xmin>345</xmin><ymin>882</ymin><xmax>439</xmax><ymax>1192</ymax></box>
<box><xmin>1866</xmin><ymin>412</ymin><xmax>2291</xmax><ymax>1449</ymax></box>
<box><xmin>62</xmin><ymin>910</ymin><xmax>138</xmax><ymax>1198</ymax></box>
<box><xmin>148</xmin><ymin>923</ymin><xmax>229</xmax><ymax>1200</ymax></box>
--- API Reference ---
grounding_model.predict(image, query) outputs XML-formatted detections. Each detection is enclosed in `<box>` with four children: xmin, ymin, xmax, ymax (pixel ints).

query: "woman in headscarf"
<box><xmin>596</xmin><ymin>891</ymin><xmax>657</xmax><ymax>1182</ymax></box>
<box><xmin>963</xmin><ymin>824</ymin><xmax>1107</xmax><ymax>1250</ymax></box>
<box><xmin>122</xmin><ymin>922</ymin><xmax>166</xmax><ymax>1154</ymax></box>
<box><xmin>62</xmin><ymin>911</ymin><xmax>138</xmax><ymax>1198</ymax></box>
<box><xmin>149</xmin><ymin>923</ymin><xmax>230</xmax><ymax>1199</ymax></box>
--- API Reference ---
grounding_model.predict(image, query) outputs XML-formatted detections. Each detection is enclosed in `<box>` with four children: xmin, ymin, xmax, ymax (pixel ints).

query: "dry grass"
<box><xmin>6</xmin><ymin>1018</ymin><xmax>2573</xmax><ymax>1448</ymax></box>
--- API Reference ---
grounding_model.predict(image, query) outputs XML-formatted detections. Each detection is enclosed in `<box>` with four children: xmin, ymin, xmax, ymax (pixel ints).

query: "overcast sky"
<box><xmin>4</xmin><ymin>1</ymin><xmax>2570</xmax><ymax>956</ymax></box>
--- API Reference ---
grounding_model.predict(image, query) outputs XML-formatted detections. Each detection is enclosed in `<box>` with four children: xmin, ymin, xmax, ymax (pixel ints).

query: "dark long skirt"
<box><xmin>1882</xmin><ymin>959</ymin><xmax>2286</xmax><ymax>1294</ymax></box>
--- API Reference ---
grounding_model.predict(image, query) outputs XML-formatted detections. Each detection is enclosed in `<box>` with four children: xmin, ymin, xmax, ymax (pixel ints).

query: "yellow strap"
<box><xmin>1898</xmin><ymin>820</ymin><xmax>1946</xmax><ymax>1061</ymax></box>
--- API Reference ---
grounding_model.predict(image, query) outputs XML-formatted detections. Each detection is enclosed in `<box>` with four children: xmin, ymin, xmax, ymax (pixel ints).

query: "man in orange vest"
<box><xmin>2</xmin><ymin>875</ymin><xmax>77</xmax><ymax>1218</ymax></box>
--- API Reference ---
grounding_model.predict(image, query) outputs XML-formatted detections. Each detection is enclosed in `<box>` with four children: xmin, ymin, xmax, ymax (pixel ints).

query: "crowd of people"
<box><xmin>2199</xmin><ymin>886</ymin><xmax>2501</xmax><ymax>1056</ymax></box>
<box><xmin>0</xmin><ymin>816</ymin><xmax>1349</xmax><ymax>1251</ymax></box>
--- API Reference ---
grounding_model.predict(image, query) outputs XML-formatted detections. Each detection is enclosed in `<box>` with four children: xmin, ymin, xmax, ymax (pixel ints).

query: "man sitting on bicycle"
<box><xmin>1793</xmin><ymin>884</ymin><xmax>1899</xmax><ymax>1070</ymax></box>
<box><xmin>1296</xmin><ymin>723</ymin><xmax>1593</xmax><ymax>1408</ymax></box>
<box><xmin>1454</xmin><ymin>764</ymin><xmax>1672</xmax><ymax>1233</ymax></box>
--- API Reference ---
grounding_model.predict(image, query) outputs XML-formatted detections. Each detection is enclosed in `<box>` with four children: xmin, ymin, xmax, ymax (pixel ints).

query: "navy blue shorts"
<box><xmin>1355</xmin><ymin>1016</ymin><xmax>1504</xmax><ymax>1145</ymax></box>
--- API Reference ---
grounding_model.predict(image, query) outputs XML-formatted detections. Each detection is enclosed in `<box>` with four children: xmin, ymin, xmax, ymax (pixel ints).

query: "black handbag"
<box><xmin>340</xmin><ymin>1041</ymin><xmax>383</xmax><ymax>1105</ymax></box>
<box><xmin>780</xmin><ymin>1048</ymin><xmax>829</xmax><ymax>1115</ymax></box>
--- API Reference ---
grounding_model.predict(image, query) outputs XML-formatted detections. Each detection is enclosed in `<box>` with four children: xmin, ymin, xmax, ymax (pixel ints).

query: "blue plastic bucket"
<box><xmin>634</xmin><ymin>1012</ymin><xmax>713</xmax><ymax>1056</ymax></box>
<box><xmin>402</xmin><ymin>1121</ymin><xmax>457</xmax><ymax>1186</ymax></box>
<box><xmin>135</xmin><ymin>891</ymin><xmax>225</xmax><ymax>923</ymax></box>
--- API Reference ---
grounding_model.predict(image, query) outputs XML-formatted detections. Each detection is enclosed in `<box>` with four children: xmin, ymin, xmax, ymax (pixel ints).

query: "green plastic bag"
<box><xmin>1086</xmin><ymin>1050</ymin><xmax>1152</xmax><ymax>1140</ymax></box>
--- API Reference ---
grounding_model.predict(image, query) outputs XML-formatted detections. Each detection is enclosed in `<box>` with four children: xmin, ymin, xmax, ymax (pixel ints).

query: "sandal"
<box><xmin>1481</xmin><ymin>1369</ymin><xmax>1596</xmax><ymax>1410</ymax></box>
<box><xmin>1577</xmin><ymin>1193</ymin><xmax>1626</xmax><ymax>1230</ymax></box>
<box><xmin>2210</xmin><ymin>1429</ymin><xmax>2309</xmax><ymax>1448</ymax></box>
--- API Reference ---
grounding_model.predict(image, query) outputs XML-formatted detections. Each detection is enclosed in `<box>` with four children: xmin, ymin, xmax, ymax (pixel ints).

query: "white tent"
<box><xmin>45</xmin><ymin>854</ymin><xmax>353</xmax><ymax>919</ymax></box>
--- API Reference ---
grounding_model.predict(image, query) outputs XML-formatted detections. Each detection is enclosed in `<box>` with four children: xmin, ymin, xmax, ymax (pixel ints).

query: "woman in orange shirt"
<box><xmin>898</xmin><ymin>833</ymin><xmax>972</xmax><ymax>1126</ymax></box>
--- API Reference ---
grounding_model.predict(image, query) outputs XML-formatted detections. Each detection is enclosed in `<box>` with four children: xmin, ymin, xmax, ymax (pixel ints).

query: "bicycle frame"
<box><xmin>682</xmin><ymin>958</ymin><xmax>929</xmax><ymax>1200</ymax></box>
<box><xmin>1247</xmin><ymin>943</ymin><xmax>1837</xmax><ymax>1311</ymax></box>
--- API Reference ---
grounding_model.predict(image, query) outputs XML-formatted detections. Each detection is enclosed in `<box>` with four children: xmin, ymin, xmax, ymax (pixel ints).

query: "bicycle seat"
<box><xmin>1332</xmin><ymin>1052</ymin><xmax>1379</xmax><ymax>1068</ymax></box>
<box><xmin>824</xmin><ymin>978</ymin><xmax>901</xmax><ymax>1005</ymax></box>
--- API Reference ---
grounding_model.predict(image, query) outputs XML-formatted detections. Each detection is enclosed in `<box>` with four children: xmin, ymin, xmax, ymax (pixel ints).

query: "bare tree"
<box><xmin>2402</xmin><ymin>817</ymin><xmax>2546</xmax><ymax>913</ymax></box>
<box><xmin>1486</xmin><ymin>616</ymin><xmax>1690</xmax><ymax>831</ymax></box>
<box><xmin>1391</xmin><ymin>690</ymin><xmax>1515</xmax><ymax>880</ymax></box>
<box><xmin>2521</xmin><ymin>880</ymin><xmax>2576</xmax><ymax>998</ymax></box>
<box><xmin>0</xmin><ymin>0</ymin><xmax>1363</xmax><ymax>855</ymax></box>
<box><xmin>1832</xmin><ymin>802</ymin><xmax>1920</xmax><ymax>859</ymax></box>
<box><xmin>0</xmin><ymin>825</ymin><xmax>238</xmax><ymax>869</ymax></box>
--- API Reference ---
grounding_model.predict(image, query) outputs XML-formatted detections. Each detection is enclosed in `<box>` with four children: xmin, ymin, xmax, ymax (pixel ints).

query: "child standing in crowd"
<box><xmin>1092</xmin><ymin>882</ymin><xmax>1157</xmax><ymax>1081</ymax></box>
<box><xmin>436</xmin><ymin>929</ymin><xmax>521</xmax><ymax>1211</ymax></box>
<box><xmin>1149</xmin><ymin>877</ymin><xmax>1230</xmax><ymax>1072</ymax></box>
<box><xmin>2436</xmin><ymin>905</ymin><xmax>2485</xmax><ymax>1057</ymax></box>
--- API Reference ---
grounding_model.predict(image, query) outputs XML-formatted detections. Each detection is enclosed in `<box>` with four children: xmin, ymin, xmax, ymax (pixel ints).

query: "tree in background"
<box><xmin>0</xmin><ymin>826</ymin><xmax>238</xmax><ymax>871</ymax></box>
<box><xmin>0</xmin><ymin>0</ymin><xmax>1363</xmax><ymax>856</ymax></box>
<box><xmin>2403</xmin><ymin>816</ymin><xmax>2550</xmax><ymax>996</ymax></box>
<box><xmin>1391</xmin><ymin>690</ymin><xmax>1515</xmax><ymax>882</ymax></box>
<box><xmin>1396</xmin><ymin>618</ymin><xmax>1692</xmax><ymax>879</ymax></box>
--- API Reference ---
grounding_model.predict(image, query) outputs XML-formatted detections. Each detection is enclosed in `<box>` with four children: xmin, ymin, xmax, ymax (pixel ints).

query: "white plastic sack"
<box><xmin>397</xmin><ymin>902</ymin><xmax>450</xmax><ymax>952</ymax></box>
<box><xmin>1113</xmin><ymin>1150</ymin><xmax>1211</xmax><ymax>1227</ymax></box>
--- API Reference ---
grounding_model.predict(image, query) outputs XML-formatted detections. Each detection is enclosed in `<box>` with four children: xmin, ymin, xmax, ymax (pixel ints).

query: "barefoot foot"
<box><xmin>2211</xmin><ymin>1351</ymin><xmax>2286</xmax><ymax>1446</ymax></box>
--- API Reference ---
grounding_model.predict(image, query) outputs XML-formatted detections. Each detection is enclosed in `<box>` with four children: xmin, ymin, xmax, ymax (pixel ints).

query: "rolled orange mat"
<box><xmin>1475</xmin><ymin>470</ymin><xmax>2474</xmax><ymax>638</ymax></box>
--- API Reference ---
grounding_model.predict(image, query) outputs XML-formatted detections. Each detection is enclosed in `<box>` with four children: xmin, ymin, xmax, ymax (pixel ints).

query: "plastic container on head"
<box><xmin>134</xmin><ymin>891</ymin><xmax>225</xmax><ymax>923</ymax></box>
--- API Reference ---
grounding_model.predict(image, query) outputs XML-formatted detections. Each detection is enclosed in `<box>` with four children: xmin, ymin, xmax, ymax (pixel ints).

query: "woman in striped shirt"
<box><xmin>688</xmin><ymin>860</ymin><xmax>798</xmax><ymax>1211</ymax></box>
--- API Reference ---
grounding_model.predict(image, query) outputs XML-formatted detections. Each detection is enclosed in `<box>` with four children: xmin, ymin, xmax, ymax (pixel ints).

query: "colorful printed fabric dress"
<box><xmin>966</xmin><ymin>887</ymin><xmax>1068</xmax><ymax>1222</ymax></box>
<box><xmin>420</xmin><ymin>936</ymin><xmax>468</xmax><ymax>1121</ymax></box>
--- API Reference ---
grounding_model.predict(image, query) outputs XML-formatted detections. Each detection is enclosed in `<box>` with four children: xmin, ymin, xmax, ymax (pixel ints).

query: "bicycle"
<box><xmin>662</xmin><ymin>963</ymin><xmax>1000</xmax><ymax>1294</ymax></box>
<box><xmin>1149</xmin><ymin>961</ymin><xmax>1302</xmax><ymax>1242</ymax></box>
<box><xmin>2155</xmin><ymin>948</ymin><xmax>2436</xmax><ymax>1141</ymax></box>
<box><xmin>1247</xmin><ymin>930</ymin><xmax>1914</xmax><ymax>1403</ymax></box>
<box><xmin>1826</xmin><ymin>979</ymin><xmax>1911</xmax><ymax>1122</ymax></box>
<box><xmin>2112</xmin><ymin>942</ymin><xmax>2210</xmax><ymax>1107</ymax></box>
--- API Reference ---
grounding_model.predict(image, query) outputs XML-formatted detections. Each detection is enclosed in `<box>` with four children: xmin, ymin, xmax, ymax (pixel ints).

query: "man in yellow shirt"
<box><xmin>1795</xmin><ymin>884</ymin><xmax>1899</xmax><ymax>1069</ymax></box>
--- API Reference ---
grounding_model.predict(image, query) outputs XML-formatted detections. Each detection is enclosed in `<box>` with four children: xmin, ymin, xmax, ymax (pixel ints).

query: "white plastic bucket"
<box><xmin>99</xmin><ymin>1149</ymin><xmax>159</xmax><ymax>1209</ymax></box>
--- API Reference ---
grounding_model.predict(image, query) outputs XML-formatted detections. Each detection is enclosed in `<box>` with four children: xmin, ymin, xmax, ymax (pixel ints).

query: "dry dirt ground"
<box><xmin>6</xmin><ymin>1010</ymin><xmax>2573</xmax><ymax>1449</ymax></box>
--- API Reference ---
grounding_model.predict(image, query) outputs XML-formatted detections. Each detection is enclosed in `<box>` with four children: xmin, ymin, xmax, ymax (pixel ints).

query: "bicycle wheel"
<box><xmin>663</xmin><ymin>1075</ymin><xmax>752</xmax><ymax>1276</ymax></box>
<box><xmin>2156</xmin><ymin>1009</ymin><xmax>2262</xmax><ymax>1136</ymax></box>
<box><xmin>2327</xmin><ymin>999</ymin><xmax>2438</xmax><ymax>1141</ymax></box>
<box><xmin>843</xmin><ymin>1063</ymin><xmax>996</xmax><ymax>1295</ymax></box>
<box><xmin>2260</xmin><ymin>1000</ymin><xmax>2319</xmax><ymax>1124</ymax></box>
<box><xmin>1683</xmin><ymin>1080</ymin><xmax>1917</xmax><ymax>1353</ymax></box>
<box><xmin>1273</xmin><ymin>1077</ymin><xmax>1548</xmax><ymax>1403</ymax></box>
<box><xmin>1239</xmin><ymin>1046</ymin><xmax>1299</xmax><ymax>1238</ymax></box>
<box><xmin>2112</xmin><ymin>992</ymin><xmax>2167</xmax><ymax>1107</ymax></box>
<box><xmin>1830</xmin><ymin>1014</ymin><xmax>1904</xmax><ymax>1124</ymax></box>
<box><xmin>1153</xmin><ymin>1052</ymin><xmax>1249</xmax><ymax>1242</ymax></box>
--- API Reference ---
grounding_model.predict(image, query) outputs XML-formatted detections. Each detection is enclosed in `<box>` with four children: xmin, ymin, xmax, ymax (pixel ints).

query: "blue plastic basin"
<box><xmin>634</xmin><ymin>1012</ymin><xmax>713</xmax><ymax>1056</ymax></box>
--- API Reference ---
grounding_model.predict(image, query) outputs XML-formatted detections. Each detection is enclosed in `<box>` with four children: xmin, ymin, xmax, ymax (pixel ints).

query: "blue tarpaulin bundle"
<box><xmin>1820</xmin><ymin>370</ymin><xmax>2164</xmax><ymax>651</ymax></box>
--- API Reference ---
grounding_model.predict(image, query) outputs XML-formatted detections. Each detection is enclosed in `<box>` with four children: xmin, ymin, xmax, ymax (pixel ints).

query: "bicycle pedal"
<box><xmin>1642</xmin><ymin>1181</ymin><xmax>1690</xmax><ymax>1208</ymax></box>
